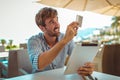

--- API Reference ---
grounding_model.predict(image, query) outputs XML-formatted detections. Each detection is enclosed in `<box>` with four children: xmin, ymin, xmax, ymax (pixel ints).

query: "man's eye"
<box><xmin>50</xmin><ymin>21</ymin><xmax>54</xmax><ymax>24</ymax></box>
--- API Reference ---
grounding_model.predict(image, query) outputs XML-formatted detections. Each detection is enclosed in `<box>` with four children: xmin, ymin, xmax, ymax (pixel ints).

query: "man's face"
<box><xmin>44</xmin><ymin>16</ymin><xmax>60</xmax><ymax>37</ymax></box>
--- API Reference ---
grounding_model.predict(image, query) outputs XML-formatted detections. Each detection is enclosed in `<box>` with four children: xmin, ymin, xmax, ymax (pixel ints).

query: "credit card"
<box><xmin>76</xmin><ymin>15</ymin><xmax>83</xmax><ymax>27</ymax></box>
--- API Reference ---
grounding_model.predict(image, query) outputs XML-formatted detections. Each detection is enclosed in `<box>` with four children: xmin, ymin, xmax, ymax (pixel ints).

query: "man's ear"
<box><xmin>39</xmin><ymin>25</ymin><xmax>46</xmax><ymax>32</ymax></box>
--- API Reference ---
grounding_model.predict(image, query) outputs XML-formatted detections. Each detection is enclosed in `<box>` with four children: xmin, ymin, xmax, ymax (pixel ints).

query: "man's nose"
<box><xmin>54</xmin><ymin>20</ymin><xmax>59</xmax><ymax>26</ymax></box>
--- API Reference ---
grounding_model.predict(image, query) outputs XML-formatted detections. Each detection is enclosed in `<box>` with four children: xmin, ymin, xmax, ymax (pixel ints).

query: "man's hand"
<box><xmin>63</xmin><ymin>22</ymin><xmax>79</xmax><ymax>43</ymax></box>
<box><xmin>77</xmin><ymin>62</ymin><xmax>94</xmax><ymax>76</ymax></box>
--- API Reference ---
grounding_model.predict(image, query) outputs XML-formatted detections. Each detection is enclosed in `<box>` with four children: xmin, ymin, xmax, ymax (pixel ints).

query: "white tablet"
<box><xmin>64</xmin><ymin>43</ymin><xmax>99</xmax><ymax>75</ymax></box>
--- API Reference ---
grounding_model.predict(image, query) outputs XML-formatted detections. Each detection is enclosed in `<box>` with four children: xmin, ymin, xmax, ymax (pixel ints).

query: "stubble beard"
<box><xmin>49</xmin><ymin>31</ymin><xmax>60</xmax><ymax>37</ymax></box>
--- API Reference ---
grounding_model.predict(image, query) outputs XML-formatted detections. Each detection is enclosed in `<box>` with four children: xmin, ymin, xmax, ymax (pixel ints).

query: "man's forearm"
<box><xmin>38</xmin><ymin>38</ymin><xmax>68</xmax><ymax>70</ymax></box>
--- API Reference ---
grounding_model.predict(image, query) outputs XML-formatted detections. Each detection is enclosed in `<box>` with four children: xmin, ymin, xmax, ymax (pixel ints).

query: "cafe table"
<box><xmin>0</xmin><ymin>51</ymin><xmax>9</xmax><ymax>62</ymax></box>
<box><xmin>0</xmin><ymin>52</ymin><xmax>9</xmax><ymax>58</ymax></box>
<box><xmin>4</xmin><ymin>67</ymin><xmax>120</xmax><ymax>80</ymax></box>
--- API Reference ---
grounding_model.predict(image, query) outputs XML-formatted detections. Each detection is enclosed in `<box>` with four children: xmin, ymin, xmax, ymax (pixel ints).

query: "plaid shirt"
<box><xmin>27</xmin><ymin>33</ymin><xmax>74</xmax><ymax>73</ymax></box>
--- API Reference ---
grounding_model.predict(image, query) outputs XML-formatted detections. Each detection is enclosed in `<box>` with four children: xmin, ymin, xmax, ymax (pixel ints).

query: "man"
<box><xmin>27</xmin><ymin>7</ymin><xmax>94</xmax><ymax>76</ymax></box>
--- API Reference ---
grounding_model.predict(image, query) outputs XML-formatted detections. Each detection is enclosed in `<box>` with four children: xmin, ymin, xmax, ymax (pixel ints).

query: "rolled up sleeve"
<box><xmin>27</xmin><ymin>37</ymin><xmax>43</xmax><ymax>72</ymax></box>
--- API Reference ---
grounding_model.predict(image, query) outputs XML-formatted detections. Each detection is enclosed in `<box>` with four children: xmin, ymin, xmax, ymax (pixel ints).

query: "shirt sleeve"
<box><xmin>67</xmin><ymin>40</ymin><xmax>75</xmax><ymax>56</ymax></box>
<box><xmin>27</xmin><ymin>37</ymin><xmax>43</xmax><ymax>72</ymax></box>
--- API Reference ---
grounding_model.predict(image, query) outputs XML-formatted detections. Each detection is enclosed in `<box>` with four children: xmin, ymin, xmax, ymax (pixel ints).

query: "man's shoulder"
<box><xmin>28</xmin><ymin>33</ymin><xmax>43</xmax><ymax>41</ymax></box>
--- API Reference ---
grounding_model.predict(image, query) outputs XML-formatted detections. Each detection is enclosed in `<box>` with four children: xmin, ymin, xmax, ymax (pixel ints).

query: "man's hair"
<box><xmin>35</xmin><ymin>7</ymin><xmax>58</xmax><ymax>27</ymax></box>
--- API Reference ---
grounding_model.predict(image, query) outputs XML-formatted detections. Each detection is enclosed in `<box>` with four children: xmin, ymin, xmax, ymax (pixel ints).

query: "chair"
<box><xmin>1</xmin><ymin>49</ymin><xmax>32</xmax><ymax>78</ymax></box>
<box><xmin>19</xmin><ymin>43</ymin><xmax>27</xmax><ymax>49</ymax></box>
<box><xmin>0</xmin><ymin>46</ymin><xmax>6</xmax><ymax>77</ymax></box>
<box><xmin>102</xmin><ymin>44</ymin><xmax>120</xmax><ymax>76</ymax></box>
<box><xmin>0</xmin><ymin>46</ymin><xmax>5</xmax><ymax>52</ymax></box>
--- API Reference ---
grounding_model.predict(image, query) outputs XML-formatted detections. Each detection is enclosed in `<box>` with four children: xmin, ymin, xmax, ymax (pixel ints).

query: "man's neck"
<box><xmin>44</xmin><ymin>35</ymin><xmax>58</xmax><ymax>48</ymax></box>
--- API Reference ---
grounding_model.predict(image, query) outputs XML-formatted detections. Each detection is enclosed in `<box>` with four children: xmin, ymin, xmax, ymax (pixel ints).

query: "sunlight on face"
<box><xmin>44</xmin><ymin>16</ymin><xmax>60</xmax><ymax>37</ymax></box>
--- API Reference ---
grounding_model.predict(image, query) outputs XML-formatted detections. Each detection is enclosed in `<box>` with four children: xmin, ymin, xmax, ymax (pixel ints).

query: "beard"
<box><xmin>44</xmin><ymin>26</ymin><xmax>60</xmax><ymax>37</ymax></box>
<box><xmin>47</xmin><ymin>31</ymin><xmax>60</xmax><ymax>37</ymax></box>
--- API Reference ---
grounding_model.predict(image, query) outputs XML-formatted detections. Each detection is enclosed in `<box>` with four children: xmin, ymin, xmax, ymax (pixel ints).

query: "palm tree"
<box><xmin>9</xmin><ymin>40</ymin><xmax>13</xmax><ymax>47</ymax></box>
<box><xmin>0</xmin><ymin>39</ymin><xmax>6</xmax><ymax>46</ymax></box>
<box><xmin>111</xmin><ymin>16</ymin><xmax>120</xmax><ymax>36</ymax></box>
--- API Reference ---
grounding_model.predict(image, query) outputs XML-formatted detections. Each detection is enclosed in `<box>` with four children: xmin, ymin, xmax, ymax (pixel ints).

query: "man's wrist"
<box><xmin>60</xmin><ymin>38</ymin><xmax>68</xmax><ymax>46</ymax></box>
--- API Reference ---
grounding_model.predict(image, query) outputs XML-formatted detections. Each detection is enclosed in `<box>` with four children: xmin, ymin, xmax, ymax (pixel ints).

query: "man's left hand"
<box><xmin>77</xmin><ymin>62</ymin><xmax>94</xmax><ymax>76</ymax></box>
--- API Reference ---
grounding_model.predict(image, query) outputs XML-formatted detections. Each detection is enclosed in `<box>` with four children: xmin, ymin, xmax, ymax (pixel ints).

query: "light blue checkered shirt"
<box><xmin>27</xmin><ymin>32</ymin><xmax>74</xmax><ymax>73</ymax></box>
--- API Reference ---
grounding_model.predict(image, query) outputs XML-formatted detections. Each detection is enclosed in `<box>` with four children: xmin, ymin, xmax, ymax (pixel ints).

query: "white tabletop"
<box><xmin>5</xmin><ymin>67</ymin><xmax>120</xmax><ymax>80</ymax></box>
<box><xmin>0</xmin><ymin>51</ymin><xmax>9</xmax><ymax>58</ymax></box>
